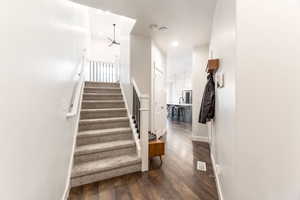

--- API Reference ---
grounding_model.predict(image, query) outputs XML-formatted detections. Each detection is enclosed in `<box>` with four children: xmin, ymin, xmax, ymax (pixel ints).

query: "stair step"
<box><xmin>77</xmin><ymin>128</ymin><xmax>132</xmax><ymax>146</ymax></box>
<box><xmin>83</xmin><ymin>93</ymin><xmax>123</xmax><ymax>100</ymax></box>
<box><xmin>85</xmin><ymin>82</ymin><xmax>120</xmax><ymax>88</ymax></box>
<box><xmin>76</xmin><ymin>140</ymin><xmax>135</xmax><ymax>155</ymax></box>
<box><xmin>80</xmin><ymin>108</ymin><xmax>127</xmax><ymax>119</ymax></box>
<box><xmin>82</xmin><ymin>100</ymin><xmax>125</xmax><ymax>109</ymax></box>
<box><xmin>71</xmin><ymin>162</ymin><xmax>141</xmax><ymax>187</ymax></box>
<box><xmin>79</xmin><ymin>117</ymin><xmax>130</xmax><ymax>131</ymax></box>
<box><xmin>78</xmin><ymin>127</ymin><xmax>132</xmax><ymax>138</ymax></box>
<box><xmin>72</xmin><ymin>154</ymin><xmax>141</xmax><ymax>177</ymax></box>
<box><xmin>84</xmin><ymin>87</ymin><xmax>121</xmax><ymax>94</ymax></box>
<box><xmin>74</xmin><ymin>140</ymin><xmax>136</xmax><ymax>163</ymax></box>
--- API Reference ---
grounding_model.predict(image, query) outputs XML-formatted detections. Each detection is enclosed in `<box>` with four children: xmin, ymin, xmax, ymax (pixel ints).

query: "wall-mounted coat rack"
<box><xmin>206</xmin><ymin>59</ymin><xmax>219</xmax><ymax>73</ymax></box>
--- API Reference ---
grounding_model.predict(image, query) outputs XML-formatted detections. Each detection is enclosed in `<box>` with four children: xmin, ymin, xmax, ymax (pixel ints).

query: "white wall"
<box><xmin>209</xmin><ymin>0</ymin><xmax>236</xmax><ymax>199</ymax></box>
<box><xmin>130</xmin><ymin>34</ymin><xmax>152</xmax><ymax>94</ymax></box>
<box><xmin>192</xmin><ymin>45</ymin><xmax>209</xmax><ymax>140</ymax></box>
<box><xmin>151</xmin><ymin>43</ymin><xmax>166</xmax><ymax>72</ymax></box>
<box><xmin>120</xmin><ymin>34</ymin><xmax>133</xmax><ymax>113</ymax></box>
<box><xmin>0</xmin><ymin>1</ymin><xmax>89</xmax><ymax>199</ymax></box>
<box><xmin>88</xmin><ymin>9</ymin><xmax>123</xmax><ymax>62</ymax></box>
<box><xmin>88</xmin><ymin>39</ymin><xmax>120</xmax><ymax>62</ymax></box>
<box><xmin>116</xmin><ymin>15</ymin><xmax>135</xmax><ymax>114</ymax></box>
<box><xmin>210</xmin><ymin>0</ymin><xmax>300</xmax><ymax>199</ymax></box>
<box><xmin>234</xmin><ymin>1</ymin><xmax>300</xmax><ymax>199</ymax></box>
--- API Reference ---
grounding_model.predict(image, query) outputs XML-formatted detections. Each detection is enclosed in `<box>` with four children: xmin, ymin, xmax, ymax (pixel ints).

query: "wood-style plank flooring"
<box><xmin>68</xmin><ymin>120</ymin><xmax>219</xmax><ymax>200</ymax></box>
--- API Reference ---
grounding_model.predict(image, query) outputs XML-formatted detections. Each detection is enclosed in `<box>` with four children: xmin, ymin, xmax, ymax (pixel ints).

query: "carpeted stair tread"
<box><xmin>81</xmin><ymin>108</ymin><xmax>126</xmax><ymax>112</ymax></box>
<box><xmin>79</xmin><ymin>117</ymin><xmax>129</xmax><ymax>124</ymax></box>
<box><xmin>75</xmin><ymin>140</ymin><xmax>135</xmax><ymax>155</ymax></box>
<box><xmin>78</xmin><ymin>127</ymin><xmax>131</xmax><ymax>138</ymax></box>
<box><xmin>71</xmin><ymin>154</ymin><xmax>141</xmax><ymax>178</ymax></box>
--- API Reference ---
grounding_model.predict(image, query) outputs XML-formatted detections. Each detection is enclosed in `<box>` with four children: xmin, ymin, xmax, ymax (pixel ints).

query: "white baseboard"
<box><xmin>191</xmin><ymin>136</ymin><xmax>209</xmax><ymax>143</ymax></box>
<box><xmin>211</xmin><ymin>153</ymin><xmax>224</xmax><ymax>200</ymax></box>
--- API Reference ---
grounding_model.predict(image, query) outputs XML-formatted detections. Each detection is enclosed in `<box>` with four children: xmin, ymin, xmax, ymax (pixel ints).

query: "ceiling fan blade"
<box><xmin>107</xmin><ymin>37</ymin><xmax>113</xmax><ymax>42</ymax></box>
<box><xmin>108</xmin><ymin>42</ymin><xmax>114</xmax><ymax>47</ymax></box>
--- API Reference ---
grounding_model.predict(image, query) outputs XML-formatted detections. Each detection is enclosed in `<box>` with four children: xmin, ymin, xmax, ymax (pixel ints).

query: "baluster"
<box><xmin>95</xmin><ymin>61</ymin><xmax>97</xmax><ymax>82</ymax></box>
<box><xmin>112</xmin><ymin>63</ymin><xmax>116</xmax><ymax>83</ymax></box>
<box><xmin>89</xmin><ymin>61</ymin><xmax>91</xmax><ymax>81</ymax></box>
<box><xmin>133</xmin><ymin>90</ymin><xmax>135</xmax><ymax>117</ymax></box>
<box><xmin>109</xmin><ymin>63</ymin><xmax>112</xmax><ymax>83</ymax></box>
<box><xmin>102</xmin><ymin>62</ymin><xmax>105</xmax><ymax>82</ymax></box>
<box><xmin>97</xmin><ymin>61</ymin><xmax>100</xmax><ymax>82</ymax></box>
<box><xmin>105</xmin><ymin>63</ymin><xmax>107</xmax><ymax>83</ymax></box>
<box><xmin>111</xmin><ymin>63</ymin><xmax>113</xmax><ymax>82</ymax></box>
<box><xmin>101</xmin><ymin>62</ymin><xmax>103</xmax><ymax>82</ymax></box>
<box><xmin>103</xmin><ymin>62</ymin><xmax>106</xmax><ymax>82</ymax></box>
<box><xmin>92</xmin><ymin>61</ymin><xmax>94</xmax><ymax>81</ymax></box>
<box><xmin>109</xmin><ymin>63</ymin><xmax>111</xmax><ymax>82</ymax></box>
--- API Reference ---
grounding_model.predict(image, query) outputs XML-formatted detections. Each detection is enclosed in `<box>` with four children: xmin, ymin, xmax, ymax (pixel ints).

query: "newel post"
<box><xmin>140</xmin><ymin>96</ymin><xmax>150</xmax><ymax>171</ymax></box>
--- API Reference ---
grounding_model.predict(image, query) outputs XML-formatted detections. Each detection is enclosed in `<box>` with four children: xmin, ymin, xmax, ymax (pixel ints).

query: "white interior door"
<box><xmin>153</xmin><ymin>66</ymin><xmax>167</xmax><ymax>138</ymax></box>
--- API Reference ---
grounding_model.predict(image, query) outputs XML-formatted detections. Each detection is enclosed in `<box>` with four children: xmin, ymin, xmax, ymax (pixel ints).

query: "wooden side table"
<box><xmin>149</xmin><ymin>140</ymin><xmax>165</xmax><ymax>165</ymax></box>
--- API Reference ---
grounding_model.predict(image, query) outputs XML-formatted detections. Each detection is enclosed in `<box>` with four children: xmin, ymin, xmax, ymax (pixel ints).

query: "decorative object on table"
<box><xmin>149</xmin><ymin>132</ymin><xmax>157</xmax><ymax>141</ymax></box>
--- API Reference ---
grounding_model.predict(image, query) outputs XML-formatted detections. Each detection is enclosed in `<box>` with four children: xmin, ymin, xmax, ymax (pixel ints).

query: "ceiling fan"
<box><xmin>107</xmin><ymin>24</ymin><xmax>120</xmax><ymax>47</ymax></box>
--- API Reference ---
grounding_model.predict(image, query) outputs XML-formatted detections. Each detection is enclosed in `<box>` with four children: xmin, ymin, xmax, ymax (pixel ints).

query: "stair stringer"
<box><xmin>62</xmin><ymin>81</ymin><xmax>85</xmax><ymax>200</ymax></box>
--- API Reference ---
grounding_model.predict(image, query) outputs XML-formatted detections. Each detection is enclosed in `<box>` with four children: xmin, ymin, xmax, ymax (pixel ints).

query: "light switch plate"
<box><xmin>197</xmin><ymin>161</ymin><xmax>207</xmax><ymax>171</ymax></box>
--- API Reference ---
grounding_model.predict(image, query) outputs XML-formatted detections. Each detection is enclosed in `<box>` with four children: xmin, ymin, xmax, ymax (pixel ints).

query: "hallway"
<box><xmin>69</xmin><ymin>121</ymin><xmax>218</xmax><ymax>200</ymax></box>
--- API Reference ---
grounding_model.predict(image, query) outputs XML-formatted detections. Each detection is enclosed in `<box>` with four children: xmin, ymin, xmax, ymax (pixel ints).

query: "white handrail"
<box><xmin>132</xmin><ymin>79</ymin><xmax>150</xmax><ymax>100</ymax></box>
<box><xmin>66</xmin><ymin>54</ymin><xmax>86</xmax><ymax>118</ymax></box>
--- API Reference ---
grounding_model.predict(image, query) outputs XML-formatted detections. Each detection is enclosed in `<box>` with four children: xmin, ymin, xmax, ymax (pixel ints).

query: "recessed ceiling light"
<box><xmin>172</xmin><ymin>41</ymin><xmax>179</xmax><ymax>47</ymax></box>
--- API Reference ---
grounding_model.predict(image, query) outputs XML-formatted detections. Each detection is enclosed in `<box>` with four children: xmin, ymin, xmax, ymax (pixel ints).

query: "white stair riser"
<box><xmin>84</xmin><ymin>88</ymin><xmax>121</xmax><ymax>94</ymax></box>
<box><xmin>71</xmin><ymin>163</ymin><xmax>141</xmax><ymax>187</ymax></box>
<box><xmin>74</xmin><ymin>147</ymin><xmax>136</xmax><ymax>164</ymax></box>
<box><xmin>82</xmin><ymin>102</ymin><xmax>125</xmax><ymax>109</ymax></box>
<box><xmin>76</xmin><ymin>133</ymin><xmax>132</xmax><ymax>146</ymax></box>
<box><xmin>83</xmin><ymin>94</ymin><xmax>123</xmax><ymax>101</ymax></box>
<box><xmin>79</xmin><ymin>121</ymin><xmax>129</xmax><ymax>131</ymax></box>
<box><xmin>80</xmin><ymin>110</ymin><xmax>127</xmax><ymax>119</ymax></box>
<box><xmin>85</xmin><ymin>82</ymin><xmax>120</xmax><ymax>88</ymax></box>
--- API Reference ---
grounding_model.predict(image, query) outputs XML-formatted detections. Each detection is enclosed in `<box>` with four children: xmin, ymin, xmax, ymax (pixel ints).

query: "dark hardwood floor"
<box><xmin>68</xmin><ymin>120</ymin><xmax>219</xmax><ymax>200</ymax></box>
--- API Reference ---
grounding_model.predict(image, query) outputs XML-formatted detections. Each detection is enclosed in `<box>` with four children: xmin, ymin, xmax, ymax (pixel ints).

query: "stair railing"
<box><xmin>132</xmin><ymin>79</ymin><xmax>150</xmax><ymax>171</ymax></box>
<box><xmin>66</xmin><ymin>51</ymin><xmax>86</xmax><ymax>118</ymax></box>
<box><xmin>87</xmin><ymin>60</ymin><xmax>119</xmax><ymax>83</ymax></box>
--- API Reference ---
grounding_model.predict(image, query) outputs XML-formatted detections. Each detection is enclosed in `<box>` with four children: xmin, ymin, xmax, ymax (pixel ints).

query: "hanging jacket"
<box><xmin>199</xmin><ymin>73</ymin><xmax>215</xmax><ymax>124</ymax></box>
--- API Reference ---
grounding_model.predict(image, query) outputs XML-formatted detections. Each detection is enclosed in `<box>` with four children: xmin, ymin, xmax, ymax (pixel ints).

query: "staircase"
<box><xmin>70</xmin><ymin>81</ymin><xmax>141</xmax><ymax>187</ymax></box>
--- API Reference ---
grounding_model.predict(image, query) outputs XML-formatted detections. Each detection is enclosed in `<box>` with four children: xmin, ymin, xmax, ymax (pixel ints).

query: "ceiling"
<box><xmin>88</xmin><ymin>8</ymin><xmax>135</xmax><ymax>40</ymax></box>
<box><xmin>72</xmin><ymin>0</ymin><xmax>216</xmax><ymax>52</ymax></box>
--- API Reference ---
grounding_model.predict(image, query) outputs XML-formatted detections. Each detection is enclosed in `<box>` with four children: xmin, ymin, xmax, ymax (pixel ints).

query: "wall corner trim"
<box><xmin>211</xmin><ymin>153</ymin><xmax>224</xmax><ymax>200</ymax></box>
